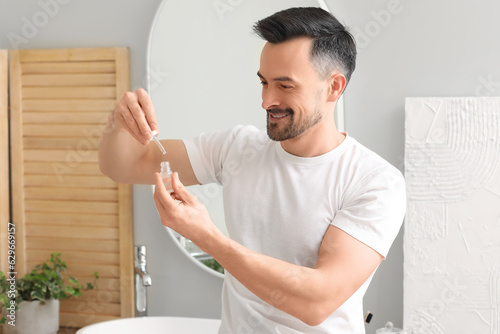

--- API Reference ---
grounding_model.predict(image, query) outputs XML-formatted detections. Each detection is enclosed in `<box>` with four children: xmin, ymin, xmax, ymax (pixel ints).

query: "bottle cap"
<box><xmin>160</xmin><ymin>161</ymin><xmax>172</xmax><ymax>174</ymax></box>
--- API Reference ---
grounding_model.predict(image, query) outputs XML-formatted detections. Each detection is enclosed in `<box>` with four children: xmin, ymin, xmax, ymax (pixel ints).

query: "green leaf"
<box><xmin>31</xmin><ymin>290</ymin><xmax>46</xmax><ymax>302</ymax></box>
<box><xmin>69</xmin><ymin>277</ymin><xmax>78</xmax><ymax>286</ymax></box>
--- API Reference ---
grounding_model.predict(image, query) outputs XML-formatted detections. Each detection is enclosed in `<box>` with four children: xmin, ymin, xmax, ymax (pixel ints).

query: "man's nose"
<box><xmin>261</xmin><ymin>88</ymin><xmax>280</xmax><ymax>110</ymax></box>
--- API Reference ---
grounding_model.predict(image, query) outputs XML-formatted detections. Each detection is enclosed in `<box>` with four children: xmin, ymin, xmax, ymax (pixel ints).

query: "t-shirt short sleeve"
<box><xmin>331</xmin><ymin>166</ymin><xmax>406</xmax><ymax>258</ymax></box>
<box><xmin>182</xmin><ymin>125</ymin><xmax>250</xmax><ymax>185</ymax></box>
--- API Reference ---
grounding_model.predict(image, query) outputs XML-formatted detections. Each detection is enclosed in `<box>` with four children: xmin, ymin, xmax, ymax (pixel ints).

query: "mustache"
<box><xmin>266</xmin><ymin>107</ymin><xmax>294</xmax><ymax>115</ymax></box>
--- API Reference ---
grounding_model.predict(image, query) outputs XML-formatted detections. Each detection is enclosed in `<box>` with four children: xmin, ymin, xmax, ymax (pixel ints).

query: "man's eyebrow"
<box><xmin>257</xmin><ymin>71</ymin><xmax>296</xmax><ymax>83</ymax></box>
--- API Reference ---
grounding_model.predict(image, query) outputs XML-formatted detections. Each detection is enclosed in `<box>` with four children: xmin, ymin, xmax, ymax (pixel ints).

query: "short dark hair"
<box><xmin>253</xmin><ymin>7</ymin><xmax>356</xmax><ymax>84</ymax></box>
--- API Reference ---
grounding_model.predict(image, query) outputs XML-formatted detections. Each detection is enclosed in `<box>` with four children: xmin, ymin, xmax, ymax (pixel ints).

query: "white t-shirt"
<box><xmin>183</xmin><ymin>125</ymin><xmax>406</xmax><ymax>334</ymax></box>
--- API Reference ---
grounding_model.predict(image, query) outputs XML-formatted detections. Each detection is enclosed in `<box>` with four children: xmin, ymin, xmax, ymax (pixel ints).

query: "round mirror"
<box><xmin>148</xmin><ymin>0</ymin><xmax>344</xmax><ymax>276</ymax></box>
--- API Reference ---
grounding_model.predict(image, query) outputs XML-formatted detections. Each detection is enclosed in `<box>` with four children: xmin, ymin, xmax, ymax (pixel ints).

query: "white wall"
<box><xmin>2</xmin><ymin>0</ymin><xmax>499</xmax><ymax>332</ymax></box>
<box><xmin>337</xmin><ymin>0</ymin><xmax>500</xmax><ymax>331</ymax></box>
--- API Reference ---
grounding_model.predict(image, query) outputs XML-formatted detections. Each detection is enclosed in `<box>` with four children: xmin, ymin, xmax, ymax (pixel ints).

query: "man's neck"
<box><xmin>280</xmin><ymin>124</ymin><xmax>346</xmax><ymax>157</ymax></box>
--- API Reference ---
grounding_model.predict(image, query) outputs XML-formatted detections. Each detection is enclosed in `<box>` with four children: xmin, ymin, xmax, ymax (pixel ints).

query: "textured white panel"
<box><xmin>404</xmin><ymin>97</ymin><xmax>500</xmax><ymax>334</ymax></box>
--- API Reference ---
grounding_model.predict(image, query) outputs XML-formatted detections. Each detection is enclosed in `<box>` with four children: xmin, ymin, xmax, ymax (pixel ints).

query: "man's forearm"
<box><xmin>98</xmin><ymin>118</ymin><xmax>151</xmax><ymax>184</ymax></box>
<box><xmin>204</xmin><ymin>233</ymin><xmax>340</xmax><ymax>326</ymax></box>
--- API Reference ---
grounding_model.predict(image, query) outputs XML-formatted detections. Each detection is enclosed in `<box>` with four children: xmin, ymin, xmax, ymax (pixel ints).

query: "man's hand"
<box><xmin>112</xmin><ymin>88</ymin><xmax>159</xmax><ymax>145</ymax></box>
<box><xmin>153</xmin><ymin>172</ymin><xmax>222</xmax><ymax>251</ymax></box>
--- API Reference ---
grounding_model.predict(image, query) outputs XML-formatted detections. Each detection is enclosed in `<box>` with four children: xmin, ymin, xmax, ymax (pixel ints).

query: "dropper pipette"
<box><xmin>150</xmin><ymin>130</ymin><xmax>166</xmax><ymax>155</ymax></box>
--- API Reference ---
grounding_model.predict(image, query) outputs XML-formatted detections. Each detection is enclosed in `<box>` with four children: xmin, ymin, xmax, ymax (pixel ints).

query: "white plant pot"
<box><xmin>3</xmin><ymin>299</ymin><xmax>59</xmax><ymax>334</ymax></box>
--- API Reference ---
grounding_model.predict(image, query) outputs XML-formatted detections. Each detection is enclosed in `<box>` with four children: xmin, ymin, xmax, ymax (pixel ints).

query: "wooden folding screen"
<box><xmin>0</xmin><ymin>50</ymin><xmax>8</xmax><ymax>275</ymax></box>
<box><xmin>9</xmin><ymin>48</ymin><xmax>134</xmax><ymax>327</ymax></box>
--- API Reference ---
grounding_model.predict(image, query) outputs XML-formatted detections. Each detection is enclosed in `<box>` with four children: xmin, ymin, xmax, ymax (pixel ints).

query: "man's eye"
<box><xmin>281</xmin><ymin>84</ymin><xmax>292</xmax><ymax>89</ymax></box>
<box><xmin>260</xmin><ymin>81</ymin><xmax>268</xmax><ymax>86</ymax></box>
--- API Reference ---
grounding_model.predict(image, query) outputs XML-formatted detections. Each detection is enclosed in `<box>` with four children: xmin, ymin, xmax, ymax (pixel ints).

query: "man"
<box><xmin>99</xmin><ymin>7</ymin><xmax>406</xmax><ymax>333</ymax></box>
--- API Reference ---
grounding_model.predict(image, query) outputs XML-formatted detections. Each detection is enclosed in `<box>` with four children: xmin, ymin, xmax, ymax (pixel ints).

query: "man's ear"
<box><xmin>326</xmin><ymin>72</ymin><xmax>347</xmax><ymax>102</ymax></box>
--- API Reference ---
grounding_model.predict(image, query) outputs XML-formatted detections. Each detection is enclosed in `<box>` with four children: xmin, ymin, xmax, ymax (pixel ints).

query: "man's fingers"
<box><xmin>119</xmin><ymin>89</ymin><xmax>155</xmax><ymax>145</ymax></box>
<box><xmin>171</xmin><ymin>172</ymin><xmax>195</xmax><ymax>206</ymax></box>
<box><xmin>154</xmin><ymin>172</ymin><xmax>174</xmax><ymax>209</ymax></box>
<box><xmin>128</xmin><ymin>102</ymin><xmax>152</xmax><ymax>144</ymax></box>
<box><xmin>118</xmin><ymin>107</ymin><xmax>144</xmax><ymax>144</ymax></box>
<box><xmin>136</xmin><ymin>88</ymin><xmax>159</xmax><ymax>134</ymax></box>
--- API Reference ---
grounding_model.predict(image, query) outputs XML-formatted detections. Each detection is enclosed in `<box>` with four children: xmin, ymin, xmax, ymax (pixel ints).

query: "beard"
<box><xmin>266</xmin><ymin>106</ymin><xmax>323</xmax><ymax>142</ymax></box>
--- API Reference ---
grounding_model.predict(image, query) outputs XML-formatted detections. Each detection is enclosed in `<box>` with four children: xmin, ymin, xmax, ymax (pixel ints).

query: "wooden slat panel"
<box><xmin>25</xmin><ymin>187</ymin><xmax>116</xmax><ymax>201</ymax></box>
<box><xmin>26</xmin><ymin>225</ymin><xmax>119</xmax><ymax>240</ymax></box>
<box><xmin>9</xmin><ymin>50</ymin><xmax>28</xmax><ymax>275</ymax></box>
<box><xmin>22</xmin><ymin>61</ymin><xmax>115</xmax><ymax>74</ymax></box>
<box><xmin>24</xmin><ymin>111</ymin><xmax>109</xmax><ymax>124</ymax></box>
<box><xmin>25</xmin><ymin>212</ymin><xmax>117</xmax><ymax>227</ymax></box>
<box><xmin>22</xmin><ymin>73</ymin><xmax>116</xmax><ymax>87</ymax></box>
<box><xmin>24</xmin><ymin>175</ymin><xmax>115</xmax><ymax>189</ymax></box>
<box><xmin>60</xmin><ymin>300</ymin><xmax>121</xmax><ymax>316</ymax></box>
<box><xmin>114</xmin><ymin>47</ymin><xmax>134</xmax><ymax>318</ymax></box>
<box><xmin>23</xmin><ymin>99</ymin><xmax>116</xmax><ymax>112</ymax></box>
<box><xmin>24</xmin><ymin>137</ymin><xmax>103</xmax><ymax>150</ymax></box>
<box><xmin>57</xmin><ymin>276</ymin><xmax>108</xmax><ymax>290</ymax></box>
<box><xmin>27</xmin><ymin>237</ymin><xmax>119</xmax><ymax>253</ymax></box>
<box><xmin>61</xmin><ymin>277</ymin><xmax>120</xmax><ymax>292</ymax></box>
<box><xmin>10</xmin><ymin>48</ymin><xmax>133</xmax><ymax>327</ymax></box>
<box><xmin>0</xmin><ymin>50</ymin><xmax>8</xmax><ymax>273</ymax></box>
<box><xmin>23</xmin><ymin>149</ymin><xmax>99</xmax><ymax>162</ymax></box>
<box><xmin>19</xmin><ymin>48</ymin><xmax>120</xmax><ymax>62</ymax></box>
<box><xmin>118</xmin><ymin>184</ymin><xmax>134</xmax><ymax>318</ymax></box>
<box><xmin>67</xmin><ymin>289</ymin><xmax>121</xmax><ymax>303</ymax></box>
<box><xmin>26</xmin><ymin>249</ymin><xmax>120</xmax><ymax>266</ymax></box>
<box><xmin>25</xmin><ymin>199</ymin><xmax>118</xmax><ymax>215</ymax></box>
<box><xmin>24</xmin><ymin>162</ymin><xmax>102</xmax><ymax>176</ymax></box>
<box><xmin>23</xmin><ymin>124</ymin><xmax>105</xmax><ymax>138</ymax></box>
<box><xmin>23</xmin><ymin>86</ymin><xmax>116</xmax><ymax>99</ymax></box>
<box><xmin>67</xmin><ymin>264</ymin><xmax>120</xmax><ymax>279</ymax></box>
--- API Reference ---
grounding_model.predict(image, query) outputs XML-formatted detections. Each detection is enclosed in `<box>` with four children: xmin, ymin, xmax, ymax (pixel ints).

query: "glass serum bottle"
<box><xmin>160</xmin><ymin>161</ymin><xmax>173</xmax><ymax>192</ymax></box>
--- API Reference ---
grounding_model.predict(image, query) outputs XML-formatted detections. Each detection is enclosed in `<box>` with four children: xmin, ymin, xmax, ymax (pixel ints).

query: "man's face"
<box><xmin>258</xmin><ymin>37</ymin><xmax>328</xmax><ymax>142</ymax></box>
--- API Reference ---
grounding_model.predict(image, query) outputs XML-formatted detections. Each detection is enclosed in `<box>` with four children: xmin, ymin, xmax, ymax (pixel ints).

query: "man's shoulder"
<box><xmin>341</xmin><ymin>136</ymin><xmax>404</xmax><ymax>184</ymax></box>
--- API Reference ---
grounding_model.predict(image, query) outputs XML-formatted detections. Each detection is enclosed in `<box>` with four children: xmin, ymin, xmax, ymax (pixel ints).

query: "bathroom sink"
<box><xmin>76</xmin><ymin>316</ymin><xmax>221</xmax><ymax>334</ymax></box>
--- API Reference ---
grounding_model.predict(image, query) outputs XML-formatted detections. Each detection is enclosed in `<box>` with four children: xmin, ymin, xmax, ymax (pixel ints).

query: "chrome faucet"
<box><xmin>134</xmin><ymin>245</ymin><xmax>151</xmax><ymax>317</ymax></box>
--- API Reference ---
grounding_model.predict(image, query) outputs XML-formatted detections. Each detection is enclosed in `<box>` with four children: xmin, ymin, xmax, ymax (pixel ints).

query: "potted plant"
<box><xmin>0</xmin><ymin>252</ymin><xmax>98</xmax><ymax>334</ymax></box>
